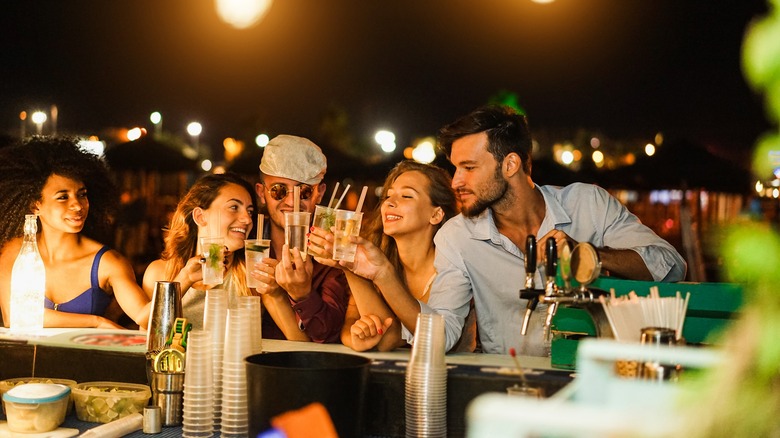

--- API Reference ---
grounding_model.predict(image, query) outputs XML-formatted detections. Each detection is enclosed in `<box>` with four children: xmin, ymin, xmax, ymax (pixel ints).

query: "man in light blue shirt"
<box><xmin>415</xmin><ymin>105</ymin><xmax>687</xmax><ymax>355</ymax></box>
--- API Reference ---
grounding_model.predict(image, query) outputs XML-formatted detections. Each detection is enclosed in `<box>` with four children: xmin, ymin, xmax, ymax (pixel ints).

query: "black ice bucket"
<box><xmin>245</xmin><ymin>351</ymin><xmax>371</xmax><ymax>438</ymax></box>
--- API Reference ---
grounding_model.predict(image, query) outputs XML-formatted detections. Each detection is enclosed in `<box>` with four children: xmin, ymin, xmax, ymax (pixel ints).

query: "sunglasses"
<box><xmin>264</xmin><ymin>183</ymin><xmax>314</xmax><ymax>201</ymax></box>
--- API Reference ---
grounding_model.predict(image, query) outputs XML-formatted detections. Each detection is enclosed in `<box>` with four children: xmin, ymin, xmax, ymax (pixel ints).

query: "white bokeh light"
<box><xmin>255</xmin><ymin>134</ymin><xmax>270</xmax><ymax>147</ymax></box>
<box><xmin>215</xmin><ymin>0</ymin><xmax>273</xmax><ymax>29</ymax></box>
<box><xmin>412</xmin><ymin>140</ymin><xmax>436</xmax><ymax>164</ymax></box>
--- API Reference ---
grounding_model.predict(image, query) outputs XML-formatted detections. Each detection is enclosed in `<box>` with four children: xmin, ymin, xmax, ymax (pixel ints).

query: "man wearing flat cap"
<box><xmin>251</xmin><ymin>135</ymin><xmax>349</xmax><ymax>343</ymax></box>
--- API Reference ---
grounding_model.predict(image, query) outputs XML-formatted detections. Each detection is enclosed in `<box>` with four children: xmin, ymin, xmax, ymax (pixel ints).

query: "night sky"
<box><xmin>0</xmin><ymin>0</ymin><xmax>772</xmax><ymax>162</ymax></box>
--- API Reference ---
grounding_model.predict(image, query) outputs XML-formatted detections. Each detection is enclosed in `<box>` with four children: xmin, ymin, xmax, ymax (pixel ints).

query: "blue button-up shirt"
<box><xmin>409</xmin><ymin>183</ymin><xmax>687</xmax><ymax>355</ymax></box>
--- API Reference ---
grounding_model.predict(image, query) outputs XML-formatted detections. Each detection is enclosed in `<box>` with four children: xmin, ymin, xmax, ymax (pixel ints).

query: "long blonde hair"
<box><xmin>162</xmin><ymin>172</ymin><xmax>257</xmax><ymax>295</ymax></box>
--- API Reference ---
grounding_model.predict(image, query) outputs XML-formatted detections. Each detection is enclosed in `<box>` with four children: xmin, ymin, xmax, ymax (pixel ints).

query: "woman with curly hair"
<box><xmin>0</xmin><ymin>136</ymin><xmax>151</xmax><ymax>328</ymax></box>
<box><xmin>142</xmin><ymin>172</ymin><xmax>257</xmax><ymax>330</ymax></box>
<box><xmin>310</xmin><ymin>160</ymin><xmax>476</xmax><ymax>352</ymax></box>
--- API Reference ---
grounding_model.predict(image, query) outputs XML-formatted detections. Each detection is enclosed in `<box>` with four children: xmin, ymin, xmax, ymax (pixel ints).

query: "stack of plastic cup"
<box><xmin>182</xmin><ymin>330</ymin><xmax>214</xmax><ymax>438</ymax></box>
<box><xmin>203</xmin><ymin>289</ymin><xmax>227</xmax><ymax>433</ymax></box>
<box><xmin>405</xmin><ymin>313</ymin><xmax>447</xmax><ymax>438</ymax></box>
<box><xmin>221</xmin><ymin>306</ymin><xmax>252</xmax><ymax>437</ymax></box>
<box><xmin>237</xmin><ymin>296</ymin><xmax>262</xmax><ymax>355</ymax></box>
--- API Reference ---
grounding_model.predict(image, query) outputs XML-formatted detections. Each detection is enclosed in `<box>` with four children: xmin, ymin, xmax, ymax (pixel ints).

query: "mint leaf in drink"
<box><xmin>206</xmin><ymin>243</ymin><xmax>222</xmax><ymax>268</ymax></box>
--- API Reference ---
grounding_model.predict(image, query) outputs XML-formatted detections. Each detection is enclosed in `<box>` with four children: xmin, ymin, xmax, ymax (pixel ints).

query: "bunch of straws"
<box><xmin>599</xmin><ymin>286</ymin><xmax>690</xmax><ymax>342</ymax></box>
<box><xmin>328</xmin><ymin>182</ymin><xmax>351</xmax><ymax>210</ymax></box>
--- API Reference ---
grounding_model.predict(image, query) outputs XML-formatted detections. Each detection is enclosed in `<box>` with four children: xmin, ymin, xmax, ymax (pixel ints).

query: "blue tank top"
<box><xmin>44</xmin><ymin>246</ymin><xmax>113</xmax><ymax>316</ymax></box>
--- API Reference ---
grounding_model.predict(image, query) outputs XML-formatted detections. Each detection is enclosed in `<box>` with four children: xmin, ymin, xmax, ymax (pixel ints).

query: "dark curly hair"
<box><xmin>0</xmin><ymin>136</ymin><xmax>118</xmax><ymax>252</ymax></box>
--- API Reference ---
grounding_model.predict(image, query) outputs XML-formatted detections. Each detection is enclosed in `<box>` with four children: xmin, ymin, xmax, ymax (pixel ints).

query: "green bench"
<box><xmin>550</xmin><ymin>277</ymin><xmax>744</xmax><ymax>369</ymax></box>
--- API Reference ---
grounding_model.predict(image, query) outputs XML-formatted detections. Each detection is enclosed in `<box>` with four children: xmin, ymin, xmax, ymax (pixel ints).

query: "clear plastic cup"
<box><xmin>313</xmin><ymin>205</ymin><xmax>336</xmax><ymax>231</ymax></box>
<box><xmin>332</xmin><ymin>210</ymin><xmax>363</xmax><ymax>262</ymax></box>
<box><xmin>244</xmin><ymin>239</ymin><xmax>271</xmax><ymax>288</ymax></box>
<box><xmin>405</xmin><ymin>313</ymin><xmax>447</xmax><ymax>437</ymax></box>
<box><xmin>284</xmin><ymin>212</ymin><xmax>311</xmax><ymax>260</ymax></box>
<box><xmin>236</xmin><ymin>296</ymin><xmax>262</xmax><ymax>354</ymax></box>
<box><xmin>199</xmin><ymin>237</ymin><xmax>225</xmax><ymax>286</ymax></box>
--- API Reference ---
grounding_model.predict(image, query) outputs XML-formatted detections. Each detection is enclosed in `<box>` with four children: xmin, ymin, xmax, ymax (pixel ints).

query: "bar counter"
<box><xmin>0</xmin><ymin>329</ymin><xmax>574</xmax><ymax>437</ymax></box>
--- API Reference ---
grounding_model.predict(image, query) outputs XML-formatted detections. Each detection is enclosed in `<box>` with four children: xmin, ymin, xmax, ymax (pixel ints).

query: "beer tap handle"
<box><xmin>525</xmin><ymin>235</ymin><xmax>537</xmax><ymax>273</ymax></box>
<box><xmin>544</xmin><ymin>238</ymin><xmax>557</xmax><ymax>297</ymax></box>
<box><xmin>523</xmin><ymin>235</ymin><xmax>536</xmax><ymax>290</ymax></box>
<box><xmin>545</xmin><ymin>237</ymin><xmax>557</xmax><ymax>278</ymax></box>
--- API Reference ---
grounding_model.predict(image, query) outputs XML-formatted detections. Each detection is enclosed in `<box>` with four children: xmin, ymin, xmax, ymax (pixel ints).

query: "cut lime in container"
<box><xmin>71</xmin><ymin>381</ymin><xmax>151</xmax><ymax>423</ymax></box>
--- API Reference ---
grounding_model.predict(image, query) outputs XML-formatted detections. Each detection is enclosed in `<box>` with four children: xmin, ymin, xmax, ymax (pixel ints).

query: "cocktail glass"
<box><xmin>332</xmin><ymin>210</ymin><xmax>363</xmax><ymax>262</ymax></box>
<box><xmin>313</xmin><ymin>205</ymin><xmax>336</xmax><ymax>231</ymax></box>
<box><xmin>284</xmin><ymin>212</ymin><xmax>311</xmax><ymax>260</ymax></box>
<box><xmin>200</xmin><ymin>237</ymin><xmax>225</xmax><ymax>286</ymax></box>
<box><xmin>244</xmin><ymin>239</ymin><xmax>271</xmax><ymax>288</ymax></box>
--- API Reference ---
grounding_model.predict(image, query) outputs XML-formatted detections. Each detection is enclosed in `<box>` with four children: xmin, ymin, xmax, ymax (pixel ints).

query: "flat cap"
<box><xmin>259</xmin><ymin>135</ymin><xmax>327</xmax><ymax>185</ymax></box>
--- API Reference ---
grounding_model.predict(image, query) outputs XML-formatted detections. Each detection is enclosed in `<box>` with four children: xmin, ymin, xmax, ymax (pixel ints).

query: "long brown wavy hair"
<box><xmin>161</xmin><ymin>172</ymin><xmax>257</xmax><ymax>294</ymax></box>
<box><xmin>362</xmin><ymin>160</ymin><xmax>458</xmax><ymax>286</ymax></box>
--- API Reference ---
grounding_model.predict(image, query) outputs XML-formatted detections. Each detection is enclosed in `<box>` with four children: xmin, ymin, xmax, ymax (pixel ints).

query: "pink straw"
<box><xmin>293</xmin><ymin>186</ymin><xmax>300</xmax><ymax>213</ymax></box>
<box><xmin>355</xmin><ymin>186</ymin><xmax>368</xmax><ymax>213</ymax></box>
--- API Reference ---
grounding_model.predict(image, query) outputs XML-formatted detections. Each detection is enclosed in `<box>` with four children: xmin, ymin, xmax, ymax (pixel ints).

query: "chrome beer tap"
<box><xmin>542</xmin><ymin>238</ymin><xmax>559</xmax><ymax>340</ymax></box>
<box><xmin>538</xmin><ymin>242</ymin><xmax>615</xmax><ymax>339</ymax></box>
<box><xmin>519</xmin><ymin>239</ymin><xmax>616</xmax><ymax>340</ymax></box>
<box><xmin>519</xmin><ymin>235</ymin><xmax>543</xmax><ymax>336</ymax></box>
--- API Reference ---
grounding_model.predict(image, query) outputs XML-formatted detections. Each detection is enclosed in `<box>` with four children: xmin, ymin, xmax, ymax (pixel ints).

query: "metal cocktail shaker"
<box><xmin>150</xmin><ymin>371</ymin><xmax>185</xmax><ymax>426</ymax></box>
<box><xmin>146</xmin><ymin>281</ymin><xmax>183</xmax><ymax>379</ymax></box>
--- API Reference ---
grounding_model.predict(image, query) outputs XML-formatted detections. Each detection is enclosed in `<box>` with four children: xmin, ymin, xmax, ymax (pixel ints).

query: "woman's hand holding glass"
<box><xmin>308</xmin><ymin>226</ymin><xmax>339</xmax><ymax>268</ymax></box>
<box><xmin>308</xmin><ymin>226</ymin><xmax>394</xmax><ymax>282</ymax></box>
<box><xmin>172</xmin><ymin>256</ymin><xmax>205</xmax><ymax>291</ymax></box>
<box><xmin>249</xmin><ymin>256</ymin><xmax>284</xmax><ymax>298</ymax></box>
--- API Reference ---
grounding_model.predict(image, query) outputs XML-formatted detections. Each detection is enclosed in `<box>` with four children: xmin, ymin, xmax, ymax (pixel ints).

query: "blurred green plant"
<box><xmin>744</xmin><ymin>0</ymin><xmax>780</xmax><ymax>179</ymax></box>
<box><xmin>680</xmin><ymin>2</ymin><xmax>780</xmax><ymax>436</ymax></box>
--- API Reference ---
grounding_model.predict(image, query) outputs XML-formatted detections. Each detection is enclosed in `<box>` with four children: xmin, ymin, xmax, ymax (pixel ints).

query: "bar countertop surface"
<box><xmin>0</xmin><ymin>328</ymin><xmax>574</xmax><ymax>437</ymax></box>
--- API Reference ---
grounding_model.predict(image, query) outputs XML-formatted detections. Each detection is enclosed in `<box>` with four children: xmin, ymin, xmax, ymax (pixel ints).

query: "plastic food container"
<box><xmin>0</xmin><ymin>377</ymin><xmax>78</xmax><ymax>415</ymax></box>
<box><xmin>2</xmin><ymin>383</ymin><xmax>71</xmax><ymax>433</ymax></box>
<box><xmin>72</xmin><ymin>381</ymin><xmax>151</xmax><ymax>423</ymax></box>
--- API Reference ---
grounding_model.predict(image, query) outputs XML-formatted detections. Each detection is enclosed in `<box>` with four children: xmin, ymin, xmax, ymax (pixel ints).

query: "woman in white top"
<box><xmin>311</xmin><ymin>160</ymin><xmax>475</xmax><ymax>352</ymax></box>
<box><xmin>142</xmin><ymin>172</ymin><xmax>257</xmax><ymax>330</ymax></box>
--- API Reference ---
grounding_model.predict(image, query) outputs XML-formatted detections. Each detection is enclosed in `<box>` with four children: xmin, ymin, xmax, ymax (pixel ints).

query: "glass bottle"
<box><xmin>10</xmin><ymin>214</ymin><xmax>46</xmax><ymax>331</ymax></box>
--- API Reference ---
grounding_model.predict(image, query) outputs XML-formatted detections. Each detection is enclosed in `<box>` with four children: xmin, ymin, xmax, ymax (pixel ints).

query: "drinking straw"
<box><xmin>327</xmin><ymin>182</ymin><xmax>340</xmax><ymax>208</ymax></box>
<box><xmin>677</xmin><ymin>292</ymin><xmax>691</xmax><ymax>340</ymax></box>
<box><xmin>355</xmin><ymin>185</ymin><xmax>369</xmax><ymax>212</ymax></box>
<box><xmin>294</xmin><ymin>186</ymin><xmax>300</xmax><ymax>213</ymax></box>
<box><xmin>257</xmin><ymin>214</ymin><xmax>264</xmax><ymax>239</ymax></box>
<box><xmin>599</xmin><ymin>295</ymin><xmax>621</xmax><ymax>342</ymax></box>
<box><xmin>334</xmin><ymin>184</ymin><xmax>351</xmax><ymax>209</ymax></box>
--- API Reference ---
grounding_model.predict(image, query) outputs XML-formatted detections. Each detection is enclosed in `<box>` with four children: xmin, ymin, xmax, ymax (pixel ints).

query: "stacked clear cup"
<box><xmin>221</xmin><ymin>307</ymin><xmax>252</xmax><ymax>437</ymax></box>
<box><xmin>182</xmin><ymin>330</ymin><xmax>214</xmax><ymax>438</ymax></box>
<box><xmin>203</xmin><ymin>289</ymin><xmax>228</xmax><ymax>433</ymax></box>
<box><xmin>237</xmin><ymin>296</ymin><xmax>262</xmax><ymax>355</ymax></box>
<box><xmin>405</xmin><ymin>313</ymin><xmax>447</xmax><ymax>438</ymax></box>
